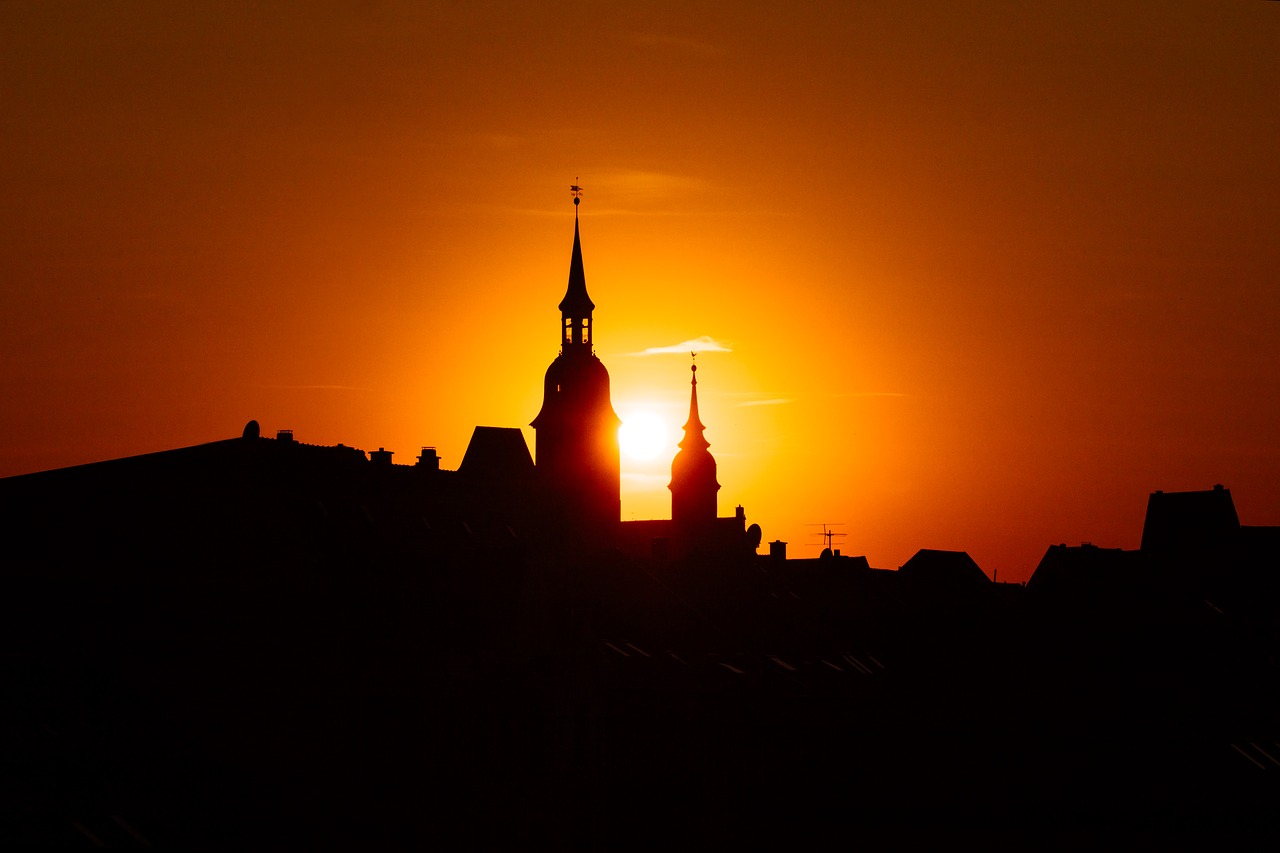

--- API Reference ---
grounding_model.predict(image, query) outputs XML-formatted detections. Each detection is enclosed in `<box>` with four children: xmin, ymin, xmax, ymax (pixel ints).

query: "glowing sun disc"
<box><xmin>619</xmin><ymin>411</ymin><xmax>670</xmax><ymax>461</ymax></box>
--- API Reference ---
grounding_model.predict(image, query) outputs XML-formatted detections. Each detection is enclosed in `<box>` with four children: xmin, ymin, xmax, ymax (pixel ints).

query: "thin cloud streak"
<box><xmin>253</xmin><ymin>384</ymin><xmax>368</xmax><ymax>391</ymax></box>
<box><xmin>628</xmin><ymin>335</ymin><xmax>732</xmax><ymax>356</ymax></box>
<box><xmin>628</xmin><ymin>32</ymin><xmax>723</xmax><ymax>58</ymax></box>
<box><xmin>805</xmin><ymin>392</ymin><xmax>909</xmax><ymax>398</ymax></box>
<box><xmin>592</xmin><ymin>168</ymin><xmax>710</xmax><ymax>199</ymax></box>
<box><xmin>737</xmin><ymin>398</ymin><xmax>793</xmax><ymax>407</ymax></box>
<box><xmin>726</xmin><ymin>392</ymin><xmax>905</xmax><ymax>406</ymax></box>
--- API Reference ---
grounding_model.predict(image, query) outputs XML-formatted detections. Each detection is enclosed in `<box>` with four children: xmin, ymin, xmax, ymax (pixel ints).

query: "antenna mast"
<box><xmin>806</xmin><ymin>522</ymin><xmax>847</xmax><ymax>554</ymax></box>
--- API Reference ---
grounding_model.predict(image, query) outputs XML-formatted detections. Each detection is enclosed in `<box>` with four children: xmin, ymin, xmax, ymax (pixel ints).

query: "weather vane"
<box><xmin>570</xmin><ymin>179</ymin><xmax>582</xmax><ymax>207</ymax></box>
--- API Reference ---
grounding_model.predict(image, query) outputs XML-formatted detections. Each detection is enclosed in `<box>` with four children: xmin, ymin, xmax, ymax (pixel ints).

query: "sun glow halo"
<box><xmin>619</xmin><ymin>411</ymin><xmax>671</xmax><ymax>462</ymax></box>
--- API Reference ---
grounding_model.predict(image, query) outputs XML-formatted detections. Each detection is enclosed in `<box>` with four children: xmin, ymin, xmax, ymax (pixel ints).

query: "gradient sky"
<box><xmin>3</xmin><ymin>1</ymin><xmax>1278</xmax><ymax>580</ymax></box>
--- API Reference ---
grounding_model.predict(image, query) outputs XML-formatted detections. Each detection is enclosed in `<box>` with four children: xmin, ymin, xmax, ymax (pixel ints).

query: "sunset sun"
<box><xmin>619</xmin><ymin>411</ymin><xmax>671</xmax><ymax>462</ymax></box>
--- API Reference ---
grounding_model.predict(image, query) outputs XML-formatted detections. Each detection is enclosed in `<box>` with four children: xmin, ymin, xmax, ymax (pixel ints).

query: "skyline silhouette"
<box><xmin>2</xmin><ymin>3</ymin><xmax>1277</xmax><ymax>579</ymax></box>
<box><xmin>3</xmin><ymin>339</ymin><xmax>1277</xmax><ymax>845</ymax></box>
<box><xmin>3</xmin><ymin>174</ymin><xmax>1280</xmax><ymax>845</ymax></box>
<box><xmin>4</xmin><ymin>4</ymin><xmax>1280</xmax><ymax>843</ymax></box>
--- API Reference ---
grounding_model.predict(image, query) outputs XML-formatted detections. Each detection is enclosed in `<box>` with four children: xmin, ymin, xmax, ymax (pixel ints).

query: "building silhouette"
<box><xmin>614</xmin><ymin>357</ymin><xmax>756</xmax><ymax>561</ymax></box>
<box><xmin>1025</xmin><ymin>484</ymin><xmax>1280</xmax><ymax>630</ymax></box>
<box><xmin>2</xmin><ymin>192</ymin><xmax>1279</xmax><ymax>846</ymax></box>
<box><xmin>530</xmin><ymin>197</ymin><xmax>621</xmax><ymax>545</ymax></box>
<box><xmin>669</xmin><ymin>359</ymin><xmax>719</xmax><ymax>530</ymax></box>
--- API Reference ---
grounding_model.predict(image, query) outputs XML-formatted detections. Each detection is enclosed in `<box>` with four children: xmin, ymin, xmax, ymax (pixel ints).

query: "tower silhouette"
<box><xmin>530</xmin><ymin>188</ymin><xmax>621</xmax><ymax>540</ymax></box>
<box><xmin>669</xmin><ymin>357</ymin><xmax>720</xmax><ymax>530</ymax></box>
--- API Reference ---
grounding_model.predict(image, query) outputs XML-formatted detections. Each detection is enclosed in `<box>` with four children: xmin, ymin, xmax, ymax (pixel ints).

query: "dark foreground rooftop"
<box><xmin>3</xmin><ymin>436</ymin><xmax>1279</xmax><ymax>846</ymax></box>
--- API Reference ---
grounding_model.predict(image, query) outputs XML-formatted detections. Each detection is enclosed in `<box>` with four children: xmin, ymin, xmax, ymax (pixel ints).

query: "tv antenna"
<box><xmin>806</xmin><ymin>522</ymin><xmax>847</xmax><ymax>554</ymax></box>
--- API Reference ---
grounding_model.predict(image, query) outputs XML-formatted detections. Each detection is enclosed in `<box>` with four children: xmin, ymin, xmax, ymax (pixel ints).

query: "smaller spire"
<box><xmin>670</xmin><ymin>353</ymin><xmax>719</xmax><ymax>526</ymax></box>
<box><xmin>679</xmin><ymin>355</ymin><xmax>709</xmax><ymax>452</ymax></box>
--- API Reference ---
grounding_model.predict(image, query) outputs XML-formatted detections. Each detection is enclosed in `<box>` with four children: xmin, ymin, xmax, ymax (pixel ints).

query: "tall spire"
<box><xmin>532</xmin><ymin>180</ymin><xmax>622</xmax><ymax>541</ymax></box>
<box><xmin>559</xmin><ymin>216</ymin><xmax>593</xmax><ymax>315</ymax></box>
<box><xmin>679</xmin><ymin>355</ymin><xmax>710</xmax><ymax>452</ymax></box>
<box><xmin>558</xmin><ymin>182</ymin><xmax>594</xmax><ymax>345</ymax></box>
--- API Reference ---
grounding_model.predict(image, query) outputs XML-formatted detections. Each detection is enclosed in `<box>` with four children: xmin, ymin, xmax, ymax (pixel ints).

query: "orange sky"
<box><xmin>3</xmin><ymin>1</ymin><xmax>1278</xmax><ymax>581</ymax></box>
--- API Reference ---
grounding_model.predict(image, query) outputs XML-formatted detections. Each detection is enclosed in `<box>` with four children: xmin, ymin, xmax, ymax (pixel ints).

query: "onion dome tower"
<box><xmin>530</xmin><ymin>185</ymin><xmax>621</xmax><ymax>538</ymax></box>
<box><xmin>669</xmin><ymin>356</ymin><xmax>720</xmax><ymax>528</ymax></box>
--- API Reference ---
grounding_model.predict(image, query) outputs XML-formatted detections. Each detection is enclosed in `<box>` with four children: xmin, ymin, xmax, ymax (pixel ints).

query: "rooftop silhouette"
<box><xmin>1</xmin><ymin>194</ymin><xmax>1279</xmax><ymax>846</ymax></box>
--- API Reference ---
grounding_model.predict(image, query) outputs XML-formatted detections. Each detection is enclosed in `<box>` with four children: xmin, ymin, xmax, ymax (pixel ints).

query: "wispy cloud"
<box><xmin>491</xmin><ymin>169</ymin><xmax>710</xmax><ymax>218</ymax></box>
<box><xmin>628</xmin><ymin>335</ymin><xmax>732</xmax><ymax>356</ymax></box>
<box><xmin>726</xmin><ymin>390</ymin><xmax>906</xmax><ymax>405</ymax></box>
<box><xmin>253</xmin><ymin>384</ymin><xmax>367</xmax><ymax>391</ymax></box>
<box><xmin>737</xmin><ymin>398</ymin><xmax>793</xmax><ymax>407</ymax></box>
<box><xmin>629</xmin><ymin>32</ymin><xmax>723</xmax><ymax>58</ymax></box>
<box><xmin>589</xmin><ymin>169</ymin><xmax>711</xmax><ymax>209</ymax></box>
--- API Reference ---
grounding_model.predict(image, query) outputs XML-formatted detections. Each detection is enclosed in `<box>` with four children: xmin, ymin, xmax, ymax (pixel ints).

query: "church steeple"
<box><xmin>670</xmin><ymin>355</ymin><xmax>719</xmax><ymax>527</ymax></box>
<box><xmin>558</xmin><ymin>183</ymin><xmax>594</xmax><ymax>350</ymax></box>
<box><xmin>679</xmin><ymin>359</ymin><xmax>710</xmax><ymax>453</ymax></box>
<box><xmin>531</xmin><ymin>184</ymin><xmax>621</xmax><ymax>541</ymax></box>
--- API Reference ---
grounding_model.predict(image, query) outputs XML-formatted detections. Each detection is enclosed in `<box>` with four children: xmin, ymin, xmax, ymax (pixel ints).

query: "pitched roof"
<box><xmin>1140</xmin><ymin>485</ymin><xmax>1240</xmax><ymax>553</ymax></box>
<box><xmin>899</xmin><ymin>549</ymin><xmax>990</xmax><ymax>588</ymax></box>
<box><xmin>458</xmin><ymin>426</ymin><xmax>534</xmax><ymax>480</ymax></box>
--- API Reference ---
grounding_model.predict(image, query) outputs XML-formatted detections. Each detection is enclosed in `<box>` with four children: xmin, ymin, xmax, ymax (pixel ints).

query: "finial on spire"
<box><xmin>570</xmin><ymin>179</ymin><xmax>582</xmax><ymax>213</ymax></box>
<box><xmin>690</xmin><ymin>352</ymin><xmax>697</xmax><ymax>381</ymax></box>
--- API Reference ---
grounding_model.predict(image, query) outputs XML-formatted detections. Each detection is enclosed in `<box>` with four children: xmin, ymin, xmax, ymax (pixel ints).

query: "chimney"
<box><xmin>417</xmin><ymin>446</ymin><xmax>441</xmax><ymax>470</ymax></box>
